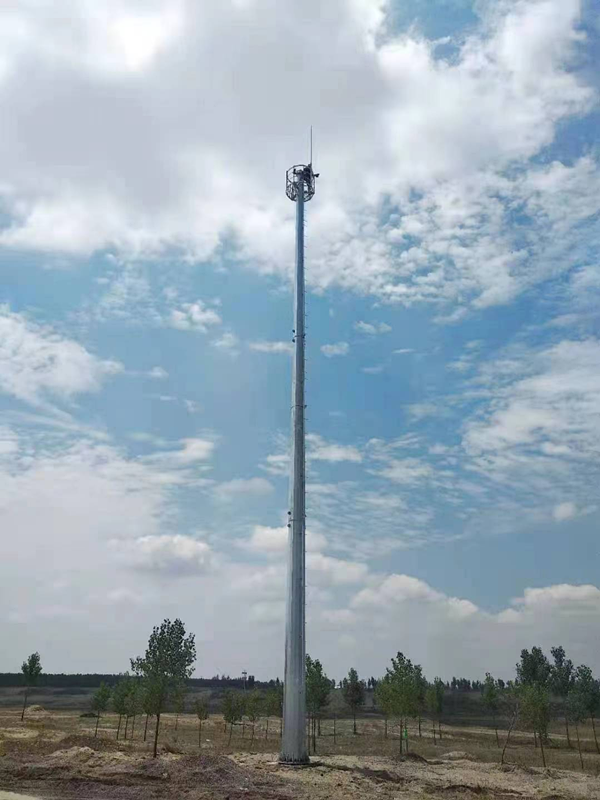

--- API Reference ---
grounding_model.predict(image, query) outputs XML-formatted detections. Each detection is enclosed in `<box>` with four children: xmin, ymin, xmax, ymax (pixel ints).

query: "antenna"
<box><xmin>310</xmin><ymin>126</ymin><xmax>313</xmax><ymax>166</ymax></box>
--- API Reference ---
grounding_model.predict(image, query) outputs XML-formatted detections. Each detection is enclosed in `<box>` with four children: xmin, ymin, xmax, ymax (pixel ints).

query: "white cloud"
<box><xmin>464</xmin><ymin>339</ymin><xmax>600</xmax><ymax>462</ymax></box>
<box><xmin>307</xmin><ymin>433</ymin><xmax>362</xmax><ymax>463</ymax></box>
<box><xmin>169</xmin><ymin>301</ymin><xmax>221</xmax><ymax>333</ymax></box>
<box><xmin>354</xmin><ymin>321</ymin><xmax>392</xmax><ymax>335</ymax></box>
<box><xmin>394</xmin><ymin>348</ymin><xmax>414</xmax><ymax>355</ymax></box>
<box><xmin>306</xmin><ymin>552</ymin><xmax>369</xmax><ymax>586</ymax></box>
<box><xmin>553</xmin><ymin>501</ymin><xmax>577</xmax><ymax>522</ymax></box>
<box><xmin>142</xmin><ymin>437</ymin><xmax>216</xmax><ymax>468</ymax></box>
<box><xmin>212</xmin><ymin>331</ymin><xmax>240</xmax><ymax>356</ymax></box>
<box><xmin>0</xmin><ymin>0</ymin><xmax>592</xmax><ymax>313</ymax></box>
<box><xmin>249</xmin><ymin>341</ymin><xmax>293</xmax><ymax>354</ymax></box>
<box><xmin>376</xmin><ymin>457</ymin><xmax>433</xmax><ymax>484</ymax></box>
<box><xmin>110</xmin><ymin>534</ymin><xmax>213</xmax><ymax>577</ymax></box>
<box><xmin>243</xmin><ymin>524</ymin><xmax>327</xmax><ymax>556</ymax></box>
<box><xmin>147</xmin><ymin>366</ymin><xmax>168</xmax><ymax>379</ymax></box>
<box><xmin>362</xmin><ymin>364</ymin><xmax>384</xmax><ymax>374</ymax></box>
<box><xmin>0</xmin><ymin>307</ymin><xmax>122</xmax><ymax>405</ymax></box>
<box><xmin>212</xmin><ymin>477</ymin><xmax>274</xmax><ymax>501</ymax></box>
<box><xmin>406</xmin><ymin>403</ymin><xmax>440</xmax><ymax>421</ymax></box>
<box><xmin>321</xmin><ymin>342</ymin><xmax>350</xmax><ymax>357</ymax></box>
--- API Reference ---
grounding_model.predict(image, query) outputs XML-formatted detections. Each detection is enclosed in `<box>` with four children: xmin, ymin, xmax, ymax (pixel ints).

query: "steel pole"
<box><xmin>280</xmin><ymin>181</ymin><xmax>308</xmax><ymax>764</ymax></box>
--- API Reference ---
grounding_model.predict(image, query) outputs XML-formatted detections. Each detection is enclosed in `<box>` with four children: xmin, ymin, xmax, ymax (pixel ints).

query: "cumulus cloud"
<box><xmin>354</xmin><ymin>321</ymin><xmax>392</xmax><ymax>335</ymax></box>
<box><xmin>307</xmin><ymin>433</ymin><xmax>362</xmax><ymax>463</ymax></box>
<box><xmin>211</xmin><ymin>331</ymin><xmax>240</xmax><ymax>356</ymax></box>
<box><xmin>321</xmin><ymin>342</ymin><xmax>350</xmax><ymax>357</ymax></box>
<box><xmin>142</xmin><ymin>437</ymin><xmax>216</xmax><ymax>468</ymax></box>
<box><xmin>110</xmin><ymin>534</ymin><xmax>213</xmax><ymax>577</ymax></box>
<box><xmin>169</xmin><ymin>301</ymin><xmax>222</xmax><ymax>333</ymax></box>
<box><xmin>248</xmin><ymin>341</ymin><xmax>293</xmax><ymax>354</ymax></box>
<box><xmin>212</xmin><ymin>477</ymin><xmax>274</xmax><ymax>501</ymax></box>
<box><xmin>0</xmin><ymin>307</ymin><xmax>122</xmax><ymax>405</ymax></box>
<box><xmin>375</xmin><ymin>457</ymin><xmax>433</xmax><ymax>484</ymax></box>
<box><xmin>243</xmin><ymin>524</ymin><xmax>327</xmax><ymax>556</ymax></box>
<box><xmin>553</xmin><ymin>501</ymin><xmax>577</xmax><ymax>522</ymax></box>
<box><xmin>0</xmin><ymin>0</ymin><xmax>594</xmax><ymax>314</ymax></box>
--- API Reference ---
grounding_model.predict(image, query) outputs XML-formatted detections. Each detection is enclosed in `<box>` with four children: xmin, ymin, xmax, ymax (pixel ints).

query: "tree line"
<box><xmin>16</xmin><ymin>626</ymin><xmax>600</xmax><ymax>768</ymax></box>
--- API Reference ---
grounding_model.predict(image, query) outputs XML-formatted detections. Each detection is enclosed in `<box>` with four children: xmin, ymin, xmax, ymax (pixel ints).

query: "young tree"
<box><xmin>520</xmin><ymin>685</ymin><xmax>551</xmax><ymax>767</ymax></box>
<box><xmin>567</xmin><ymin>687</ymin><xmax>587</xmax><ymax>770</ymax></box>
<box><xmin>375</xmin><ymin>675</ymin><xmax>394</xmax><ymax>740</ymax></box>
<box><xmin>385</xmin><ymin>652</ymin><xmax>419</xmax><ymax>754</ymax></box>
<box><xmin>172</xmin><ymin>687</ymin><xmax>185</xmax><ymax>741</ymax></box>
<box><xmin>20</xmin><ymin>652</ymin><xmax>42</xmax><ymax>721</ymax></box>
<box><xmin>264</xmin><ymin>686</ymin><xmax>283</xmax><ymax>740</ymax></box>
<box><xmin>222</xmin><ymin>690</ymin><xmax>244</xmax><ymax>745</ymax></box>
<box><xmin>91</xmin><ymin>682</ymin><xmax>111</xmax><ymax>738</ymax></box>
<box><xmin>500</xmin><ymin>686</ymin><xmax>520</xmax><ymax>765</ymax></box>
<box><xmin>245</xmin><ymin>690</ymin><xmax>263</xmax><ymax>746</ymax></box>
<box><xmin>131</xmin><ymin>618</ymin><xmax>196</xmax><ymax>758</ymax></box>
<box><xmin>517</xmin><ymin>647</ymin><xmax>551</xmax><ymax>688</ymax></box>
<box><xmin>413</xmin><ymin>664</ymin><xmax>427</xmax><ymax>738</ymax></box>
<box><xmin>341</xmin><ymin>668</ymin><xmax>365</xmax><ymax>735</ymax></box>
<box><xmin>194</xmin><ymin>696</ymin><xmax>209</xmax><ymax>749</ymax></box>
<box><xmin>550</xmin><ymin>646</ymin><xmax>575</xmax><ymax>748</ymax></box>
<box><xmin>125</xmin><ymin>679</ymin><xmax>142</xmax><ymax>739</ymax></box>
<box><xmin>142</xmin><ymin>682</ymin><xmax>154</xmax><ymax>742</ymax></box>
<box><xmin>482</xmin><ymin>673</ymin><xmax>500</xmax><ymax>747</ymax></box>
<box><xmin>573</xmin><ymin>664</ymin><xmax>600</xmax><ymax>754</ymax></box>
<box><xmin>306</xmin><ymin>655</ymin><xmax>330</xmax><ymax>753</ymax></box>
<box><xmin>112</xmin><ymin>675</ymin><xmax>131</xmax><ymax>740</ymax></box>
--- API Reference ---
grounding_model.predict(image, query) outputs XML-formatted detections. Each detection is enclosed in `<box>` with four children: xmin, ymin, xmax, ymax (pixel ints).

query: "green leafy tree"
<box><xmin>567</xmin><ymin>687</ymin><xmax>587</xmax><ymax>770</ymax></box>
<box><xmin>194</xmin><ymin>696</ymin><xmax>209</xmax><ymax>749</ymax></box>
<box><xmin>482</xmin><ymin>673</ymin><xmax>500</xmax><ymax>747</ymax></box>
<box><xmin>264</xmin><ymin>685</ymin><xmax>283</xmax><ymax>739</ymax></box>
<box><xmin>124</xmin><ymin>679</ymin><xmax>143</xmax><ymax>739</ymax></box>
<box><xmin>91</xmin><ymin>682</ymin><xmax>111</xmax><ymax>738</ymax></box>
<box><xmin>20</xmin><ymin>652</ymin><xmax>42</xmax><ymax>722</ymax></box>
<box><xmin>573</xmin><ymin>664</ymin><xmax>600</xmax><ymax>754</ymax></box>
<box><xmin>520</xmin><ymin>685</ymin><xmax>551</xmax><ymax>767</ymax></box>
<box><xmin>222</xmin><ymin>690</ymin><xmax>244</xmax><ymax>745</ymax></box>
<box><xmin>112</xmin><ymin>675</ymin><xmax>132</xmax><ymax>740</ymax></box>
<box><xmin>413</xmin><ymin>664</ymin><xmax>427</xmax><ymax>738</ymax></box>
<box><xmin>517</xmin><ymin>647</ymin><xmax>551</xmax><ymax>687</ymax></box>
<box><xmin>342</xmin><ymin>668</ymin><xmax>365</xmax><ymax>734</ymax></box>
<box><xmin>171</xmin><ymin>687</ymin><xmax>185</xmax><ymax>741</ymax></box>
<box><xmin>550</xmin><ymin>646</ymin><xmax>575</xmax><ymax>748</ymax></box>
<box><xmin>141</xmin><ymin>682</ymin><xmax>154</xmax><ymax>742</ymax></box>
<box><xmin>385</xmin><ymin>653</ymin><xmax>419</xmax><ymax>753</ymax></box>
<box><xmin>375</xmin><ymin>675</ymin><xmax>394</xmax><ymax>739</ymax></box>
<box><xmin>306</xmin><ymin>655</ymin><xmax>330</xmax><ymax>753</ymax></box>
<box><xmin>500</xmin><ymin>685</ymin><xmax>521</xmax><ymax>765</ymax></box>
<box><xmin>425</xmin><ymin>678</ymin><xmax>445</xmax><ymax>744</ymax></box>
<box><xmin>245</xmin><ymin>689</ymin><xmax>263</xmax><ymax>746</ymax></box>
<box><xmin>131</xmin><ymin>618</ymin><xmax>196</xmax><ymax>758</ymax></box>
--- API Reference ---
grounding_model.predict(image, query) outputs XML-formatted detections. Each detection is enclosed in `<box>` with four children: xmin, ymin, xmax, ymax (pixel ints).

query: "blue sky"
<box><xmin>0</xmin><ymin>0</ymin><xmax>599</xmax><ymax>681</ymax></box>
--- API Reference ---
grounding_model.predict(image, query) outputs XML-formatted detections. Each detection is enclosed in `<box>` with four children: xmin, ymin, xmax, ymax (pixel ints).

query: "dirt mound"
<box><xmin>51</xmin><ymin>734</ymin><xmax>123</xmax><ymax>753</ymax></box>
<box><xmin>0</xmin><ymin>748</ymin><xmax>299</xmax><ymax>799</ymax></box>
<box><xmin>24</xmin><ymin>706</ymin><xmax>49</xmax><ymax>720</ymax></box>
<box><xmin>443</xmin><ymin>751</ymin><xmax>474</xmax><ymax>761</ymax></box>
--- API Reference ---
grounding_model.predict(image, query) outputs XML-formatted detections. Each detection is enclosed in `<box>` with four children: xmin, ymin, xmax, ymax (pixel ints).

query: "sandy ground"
<box><xmin>1</xmin><ymin>734</ymin><xmax>599</xmax><ymax>800</ymax></box>
<box><xmin>1</xmin><ymin>705</ymin><xmax>600</xmax><ymax>800</ymax></box>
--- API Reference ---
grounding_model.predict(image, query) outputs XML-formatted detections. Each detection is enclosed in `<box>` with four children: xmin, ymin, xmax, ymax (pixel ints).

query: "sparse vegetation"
<box><xmin>131</xmin><ymin>618</ymin><xmax>196</xmax><ymax>757</ymax></box>
<box><xmin>20</xmin><ymin>652</ymin><xmax>42</xmax><ymax>722</ymax></box>
<box><xmin>341</xmin><ymin>667</ymin><xmax>365</xmax><ymax>734</ymax></box>
<box><xmin>194</xmin><ymin>695</ymin><xmax>209</xmax><ymax>748</ymax></box>
<box><xmin>90</xmin><ymin>681</ymin><xmax>111</xmax><ymax>737</ymax></box>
